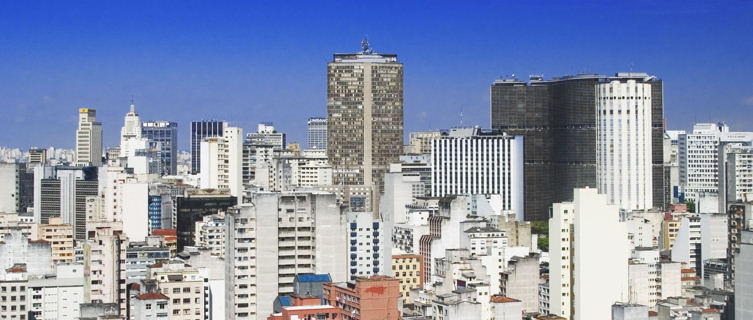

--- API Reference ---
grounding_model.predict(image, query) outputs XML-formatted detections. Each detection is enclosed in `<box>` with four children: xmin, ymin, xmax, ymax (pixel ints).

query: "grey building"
<box><xmin>0</xmin><ymin>163</ymin><xmax>33</xmax><ymax>214</ymax></box>
<box><xmin>307</xmin><ymin>117</ymin><xmax>327</xmax><ymax>150</ymax></box>
<box><xmin>611</xmin><ymin>303</ymin><xmax>648</xmax><ymax>320</ymax></box>
<box><xmin>124</xmin><ymin>238</ymin><xmax>170</xmax><ymax>284</ymax></box>
<box><xmin>490</xmin><ymin>73</ymin><xmax>664</xmax><ymax>220</ymax></box>
<box><xmin>142</xmin><ymin>121</ymin><xmax>178</xmax><ymax>175</ymax></box>
<box><xmin>191</xmin><ymin>120</ymin><xmax>225</xmax><ymax>174</ymax></box>
<box><xmin>37</xmin><ymin>166</ymin><xmax>98</xmax><ymax>239</ymax></box>
<box><xmin>327</xmin><ymin>39</ymin><xmax>403</xmax><ymax>191</ymax></box>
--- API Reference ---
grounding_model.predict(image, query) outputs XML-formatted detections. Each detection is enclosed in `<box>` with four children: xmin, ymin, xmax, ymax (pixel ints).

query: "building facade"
<box><xmin>225</xmin><ymin>191</ymin><xmax>346</xmax><ymax>320</ymax></box>
<box><xmin>307</xmin><ymin>117</ymin><xmax>327</xmax><ymax>150</ymax></box>
<box><xmin>75</xmin><ymin>108</ymin><xmax>103</xmax><ymax>167</ymax></box>
<box><xmin>327</xmin><ymin>40</ymin><xmax>403</xmax><ymax>191</ymax></box>
<box><xmin>431</xmin><ymin>128</ymin><xmax>524</xmax><ymax>218</ymax></box>
<box><xmin>491</xmin><ymin>73</ymin><xmax>664</xmax><ymax>220</ymax></box>
<box><xmin>191</xmin><ymin>120</ymin><xmax>225</xmax><ymax>174</ymax></box>
<box><xmin>142</xmin><ymin>121</ymin><xmax>179</xmax><ymax>176</ymax></box>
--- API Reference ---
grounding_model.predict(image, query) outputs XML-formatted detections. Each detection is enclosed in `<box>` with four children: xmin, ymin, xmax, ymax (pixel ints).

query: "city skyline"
<box><xmin>1</xmin><ymin>1</ymin><xmax>752</xmax><ymax>150</ymax></box>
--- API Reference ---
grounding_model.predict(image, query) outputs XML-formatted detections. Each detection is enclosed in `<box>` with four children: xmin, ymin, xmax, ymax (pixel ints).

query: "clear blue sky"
<box><xmin>1</xmin><ymin>1</ymin><xmax>752</xmax><ymax>150</ymax></box>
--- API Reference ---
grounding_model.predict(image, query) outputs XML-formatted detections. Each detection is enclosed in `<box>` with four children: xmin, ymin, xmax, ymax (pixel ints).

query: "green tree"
<box><xmin>537</xmin><ymin>236</ymin><xmax>549</xmax><ymax>252</ymax></box>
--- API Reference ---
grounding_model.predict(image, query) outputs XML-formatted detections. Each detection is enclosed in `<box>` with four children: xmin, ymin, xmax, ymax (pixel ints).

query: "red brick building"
<box><xmin>322</xmin><ymin>276</ymin><xmax>400</xmax><ymax>320</ymax></box>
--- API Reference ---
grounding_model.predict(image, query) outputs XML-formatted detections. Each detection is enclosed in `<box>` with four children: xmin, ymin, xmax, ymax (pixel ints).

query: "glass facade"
<box><xmin>142</xmin><ymin>121</ymin><xmax>178</xmax><ymax>176</ymax></box>
<box><xmin>190</xmin><ymin>121</ymin><xmax>224</xmax><ymax>174</ymax></box>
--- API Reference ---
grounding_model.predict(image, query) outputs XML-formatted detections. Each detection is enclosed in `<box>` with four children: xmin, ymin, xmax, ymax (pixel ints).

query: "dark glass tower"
<box><xmin>491</xmin><ymin>74</ymin><xmax>664</xmax><ymax>220</ymax></box>
<box><xmin>190</xmin><ymin>120</ymin><xmax>224</xmax><ymax>174</ymax></box>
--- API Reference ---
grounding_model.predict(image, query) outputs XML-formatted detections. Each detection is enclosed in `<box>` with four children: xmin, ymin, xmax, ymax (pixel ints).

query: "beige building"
<box><xmin>149</xmin><ymin>260</ymin><xmax>204</xmax><ymax>320</ymax></box>
<box><xmin>391</xmin><ymin>254</ymin><xmax>423</xmax><ymax>303</ymax></box>
<box><xmin>36</xmin><ymin>217</ymin><xmax>74</xmax><ymax>266</ymax></box>
<box><xmin>662</xmin><ymin>219</ymin><xmax>681</xmax><ymax>249</ymax></box>
<box><xmin>75</xmin><ymin>108</ymin><xmax>102</xmax><ymax>167</ymax></box>
<box><xmin>407</xmin><ymin>131</ymin><xmax>442</xmax><ymax>155</ymax></box>
<box><xmin>327</xmin><ymin>39</ymin><xmax>403</xmax><ymax>192</ymax></box>
<box><xmin>0</xmin><ymin>213</ymin><xmax>32</xmax><ymax>242</ymax></box>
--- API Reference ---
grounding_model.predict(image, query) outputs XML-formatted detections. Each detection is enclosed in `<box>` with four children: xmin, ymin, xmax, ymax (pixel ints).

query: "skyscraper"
<box><xmin>142</xmin><ymin>121</ymin><xmax>178</xmax><ymax>175</ymax></box>
<box><xmin>191</xmin><ymin>120</ymin><xmax>225</xmax><ymax>174</ymax></box>
<box><xmin>75</xmin><ymin>108</ymin><xmax>102</xmax><ymax>167</ymax></box>
<box><xmin>119</xmin><ymin>104</ymin><xmax>142</xmax><ymax>158</ymax></box>
<box><xmin>327</xmin><ymin>39</ymin><xmax>403</xmax><ymax>191</ymax></box>
<box><xmin>307</xmin><ymin>117</ymin><xmax>327</xmax><ymax>150</ymax></box>
<box><xmin>491</xmin><ymin>73</ymin><xmax>664</xmax><ymax>220</ymax></box>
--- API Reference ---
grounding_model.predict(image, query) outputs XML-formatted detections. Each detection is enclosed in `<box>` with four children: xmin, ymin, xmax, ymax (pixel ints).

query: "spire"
<box><xmin>130</xmin><ymin>95</ymin><xmax>135</xmax><ymax>113</ymax></box>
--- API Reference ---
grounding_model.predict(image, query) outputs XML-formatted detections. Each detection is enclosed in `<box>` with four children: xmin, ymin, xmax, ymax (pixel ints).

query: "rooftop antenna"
<box><xmin>460</xmin><ymin>109</ymin><xmax>464</xmax><ymax>127</ymax></box>
<box><xmin>130</xmin><ymin>95</ymin><xmax>135</xmax><ymax>113</ymax></box>
<box><xmin>361</xmin><ymin>37</ymin><xmax>371</xmax><ymax>54</ymax></box>
<box><xmin>630</xmin><ymin>62</ymin><xmax>634</xmax><ymax>75</ymax></box>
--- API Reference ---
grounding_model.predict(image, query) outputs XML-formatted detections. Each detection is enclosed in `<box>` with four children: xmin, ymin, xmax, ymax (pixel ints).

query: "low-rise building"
<box><xmin>322</xmin><ymin>276</ymin><xmax>400</xmax><ymax>320</ymax></box>
<box><xmin>391</xmin><ymin>254</ymin><xmax>423</xmax><ymax>303</ymax></box>
<box><xmin>131</xmin><ymin>292</ymin><xmax>170</xmax><ymax>320</ymax></box>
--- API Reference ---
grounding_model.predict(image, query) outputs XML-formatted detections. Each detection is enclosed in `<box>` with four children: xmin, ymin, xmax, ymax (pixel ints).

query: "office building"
<box><xmin>549</xmin><ymin>188</ymin><xmax>629</xmax><ymax>319</ymax></box>
<box><xmin>679</xmin><ymin>122</ymin><xmax>753</xmax><ymax>203</ymax></box>
<box><xmin>729</xmin><ymin>202</ymin><xmax>753</xmax><ymax>285</ymax></box>
<box><xmin>0</xmin><ymin>163</ymin><xmax>34</xmax><ymax>214</ymax></box>
<box><xmin>596</xmin><ymin>78</ymin><xmax>655</xmax><ymax>210</ymax></box>
<box><xmin>142</xmin><ymin>121</ymin><xmax>179</xmax><ymax>175</ymax></box>
<box><xmin>307</xmin><ymin>117</ymin><xmax>327</xmax><ymax>150</ymax></box>
<box><xmin>191</xmin><ymin>120</ymin><xmax>225</xmax><ymax>174</ymax></box>
<box><xmin>75</xmin><ymin>108</ymin><xmax>103</xmax><ymax>167</ymax></box>
<box><xmin>491</xmin><ymin>73</ymin><xmax>664</xmax><ymax>219</ymax></box>
<box><xmin>119</xmin><ymin>103</ymin><xmax>142</xmax><ymax>158</ymax></box>
<box><xmin>719</xmin><ymin>144</ymin><xmax>753</xmax><ymax>210</ymax></box>
<box><xmin>175</xmin><ymin>190</ymin><xmax>236</xmax><ymax>250</ymax></box>
<box><xmin>246</xmin><ymin>123</ymin><xmax>286</xmax><ymax>150</ymax></box>
<box><xmin>327</xmin><ymin>39</ymin><xmax>403</xmax><ymax>191</ymax></box>
<box><xmin>664</xmin><ymin>130</ymin><xmax>685</xmax><ymax>205</ymax></box>
<box><xmin>225</xmin><ymin>191</ymin><xmax>346</xmax><ymax>320</ymax></box>
<box><xmin>36</xmin><ymin>166</ymin><xmax>98</xmax><ymax>239</ymax></box>
<box><xmin>28</xmin><ymin>148</ymin><xmax>47</xmax><ymax>164</ymax></box>
<box><xmin>431</xmin><ymin>127</ymin><xmax>524</xmax><ymax>218</ymax></box>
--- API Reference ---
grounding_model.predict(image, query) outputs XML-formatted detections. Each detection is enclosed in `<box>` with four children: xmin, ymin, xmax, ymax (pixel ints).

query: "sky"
<box><xmin>1</xmin><ymin>1</ymin><xmax>752</xmax><ymax>151</ymax></box>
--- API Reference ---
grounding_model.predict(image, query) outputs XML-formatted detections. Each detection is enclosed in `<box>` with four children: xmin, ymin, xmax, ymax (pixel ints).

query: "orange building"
<box><xmin>151</xmin><ymin>228</ymin><xmax>177</xmax><ymax>256</ymax></box>
<box><xmin>322</xmin><ymin>275</ymin><xmax>400</xmax><ymax>320</ymax></box>
<box><xmin>268</xmin><ymin>305</ymin><xmax>342</xmax><ymax>320</ymax></box>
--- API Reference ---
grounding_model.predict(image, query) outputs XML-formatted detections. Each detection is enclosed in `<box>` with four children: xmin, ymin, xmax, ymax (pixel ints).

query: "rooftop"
<box><xmin>295</xmin><ymin>273</ymin><xmax>331</xmax><ymax>283</ymax></box>
<box><xmin>137</xmin><ymin>292</ymin><xmax>169</xmax><ymax>300</ymax></box>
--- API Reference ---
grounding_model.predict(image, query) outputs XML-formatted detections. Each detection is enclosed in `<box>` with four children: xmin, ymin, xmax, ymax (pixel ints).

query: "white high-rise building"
<box><xmin>200</xmin><ymin>126</ymin><xmax>243</xmax><ymax>199</ymax></box>
<box><xmin>720</xmin><ymin>144</ymin><xmax>753</xmax><ymax>209</ymax></box>
<box><xmin>225</xmin><ymin>191</ymin><xmax>346</xmax><ymax>320</ymax></box>
<box><xmin>119</xmin><ymin>104</ymin><xmax>142</xmax><ymax>157</ymax></box>
<box><xmin>679</xmin><ymin>122</ymin><xmax>753</xmax><ymax>202</ymax></box>
<box><xmin>549</xmin><ymin>188</ymin><xmax>629</xmax><ymax>320</ymax></box>
<box><xmin>75</xmin><ymin>108</ymin><xmax>102</xmax><ymax>167</ymax></box>
<box><xmin>346</xmin><ymin>211</ymin><xmax>386</xmax><ymax>281</ymax></box>
<box><xmin>431</xmin><ymin>127</ymin><xmax>524</xmax><ymax>219</ymax></box>
<box><xmin>596</xmin><ymin>78</ymin><xmax>654</xmax><ymax>210</ymax></box>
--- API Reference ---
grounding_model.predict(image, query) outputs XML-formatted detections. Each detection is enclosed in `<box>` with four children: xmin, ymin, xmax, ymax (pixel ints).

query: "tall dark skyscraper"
<box><xmin>190</xmin><ymin>120</ymin><xmax>225</xmax><ymax>174</ymax></box>
<box><xmin>142</xmin><ymin>121</ymin><xmax>178</xmax><ymax>175</ymax></box>
<box><xmin>491</xmin><ymin>73</ymin><xmax>664</xmax><ymax>220</ymax></box>
<box><xmin>327</xmin><ymin>39</ymin><xmax>404</xmax><ymax>191</ymax></box>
